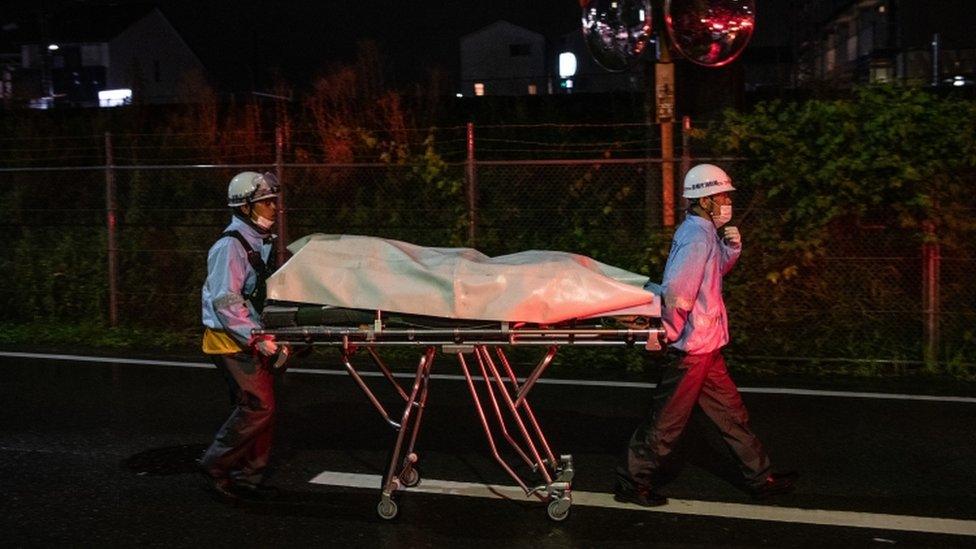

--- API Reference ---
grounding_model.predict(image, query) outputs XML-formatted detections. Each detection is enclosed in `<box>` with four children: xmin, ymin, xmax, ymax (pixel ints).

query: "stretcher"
<box><xmin>255</xmin><ymin>235</ymin><xmax>666</xmax><ymax>520</ymax></box>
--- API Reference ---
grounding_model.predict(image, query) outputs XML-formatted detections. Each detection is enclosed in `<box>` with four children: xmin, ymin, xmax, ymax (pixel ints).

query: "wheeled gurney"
<box><xmin>255</xmin><ymin>235</ymin><xmax>666</xmax><ymax>520</ymax></box>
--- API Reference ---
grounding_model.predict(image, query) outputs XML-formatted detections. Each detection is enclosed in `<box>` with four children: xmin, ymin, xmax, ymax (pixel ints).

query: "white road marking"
<box><xmin>2</xmin><ymin>351</ymin><xmax>975</xmax><ymax>403</ymax></box>
<box><xmin>309</xmin><ymin>471</ymin><xmax>976</xmax><ymax>537</ymax></box>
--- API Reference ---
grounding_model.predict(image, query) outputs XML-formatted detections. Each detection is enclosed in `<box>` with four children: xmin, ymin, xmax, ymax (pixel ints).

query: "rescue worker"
<box><xmin>199</xmin><ymin>171</ymin><xmax>289</xmax><ymax>502</ymax></box>
<box><xmin>614</xmin><ymin>164</ymin><xmax>797</xmax><ymax>507</ymax></box>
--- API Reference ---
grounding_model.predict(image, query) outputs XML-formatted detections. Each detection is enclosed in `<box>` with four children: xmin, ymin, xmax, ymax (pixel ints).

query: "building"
<box><xmin>794</xmin><ymin>0</ymin><xmax>975</xmax><ymax>87</ymax></box>
<box><xmin>460</xmin><ymin>19</ymin><xmax>652</xmax><ymax>97</ymax></box>
<box><xmin>14</xmin><ymin>5</ymin><xmax>207</xmax><ymax>108</ymax></box>
<box><xmin>459</xmin><ymin>20</ymin><xmax>549</xmax><ymax>97</ymax></box>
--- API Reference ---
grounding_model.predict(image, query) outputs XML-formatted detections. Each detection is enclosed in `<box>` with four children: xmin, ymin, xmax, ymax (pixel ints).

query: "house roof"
<box><xmin>462</xmin><ymin>20</ymin><xmax>545</xmax><ymax>42</ymax></box>
<box><xmin>1</xmin><ymin>3</ymin><xmax>164</xmax><ymax>49</ymax></box>
<box><xmin>45</xmin><ymin>3</ymin><xmax>159</xmax><ymax>44</ymax></box>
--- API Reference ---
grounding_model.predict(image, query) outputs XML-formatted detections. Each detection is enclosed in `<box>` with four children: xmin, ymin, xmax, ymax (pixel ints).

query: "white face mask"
<box><xmin>253</xmin><ymin>214</ymin><xmax>275</xmax><ymax>230</ymax></box>
<box><xmin>711</xmin><ymin>203</ymin><xmax>732</xmax><ymax>228</ymax></box>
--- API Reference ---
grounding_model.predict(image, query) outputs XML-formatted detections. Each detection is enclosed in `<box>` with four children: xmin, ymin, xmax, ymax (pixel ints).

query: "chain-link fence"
<box><xmin>2</xmin><ymin>127</ymin><xmax>974</xmax><ymax>370</ymax></box>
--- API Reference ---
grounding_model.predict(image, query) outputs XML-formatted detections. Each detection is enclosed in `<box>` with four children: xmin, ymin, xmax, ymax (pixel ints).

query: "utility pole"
<box><xmin>655</xmin><ymin>35</ymin><xmax>676</xmax><ymax>227</ymax></box>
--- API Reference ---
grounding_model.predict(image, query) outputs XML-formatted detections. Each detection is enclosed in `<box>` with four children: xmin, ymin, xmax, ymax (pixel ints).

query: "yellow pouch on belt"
<box><xmin>202</xmin><ymin>328</ymin><xmax>244</xmax><ymax>354</ymax></box>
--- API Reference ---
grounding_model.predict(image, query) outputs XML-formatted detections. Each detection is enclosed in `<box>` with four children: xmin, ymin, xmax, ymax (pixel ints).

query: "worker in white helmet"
<box><xmin>614</xmin><ymin>164</ymin><xmax>796</xmax><ymax>506</ymax></box>
<box><xmin>199</xmin><ymin>171</ymin><xmax>289</xmax><ymax>502</ymax></box>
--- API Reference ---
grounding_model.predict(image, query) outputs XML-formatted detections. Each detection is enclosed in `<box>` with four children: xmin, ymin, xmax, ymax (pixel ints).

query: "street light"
<box><xmin>559</xmin><ymin>51</ymin><xmax>578</xmax><ymax>92</ymax></box>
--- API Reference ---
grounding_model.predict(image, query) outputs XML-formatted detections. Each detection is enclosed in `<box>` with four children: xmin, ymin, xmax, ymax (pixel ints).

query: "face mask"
<box><xmin>253</xmin><ymin>214</ymin><xmax>275</xmax><ymax>230</ymax></box>
<box><xmin>711</xmin><ymin>203</ymin><xmax>732</xmax><ymax>228</ymax></box>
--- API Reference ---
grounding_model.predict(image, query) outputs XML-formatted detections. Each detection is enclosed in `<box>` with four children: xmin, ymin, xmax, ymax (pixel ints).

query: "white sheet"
<box><xmin>267</xmin><ymin>234</ymin><xmax>659</xmax><ymax>324</ymax></box>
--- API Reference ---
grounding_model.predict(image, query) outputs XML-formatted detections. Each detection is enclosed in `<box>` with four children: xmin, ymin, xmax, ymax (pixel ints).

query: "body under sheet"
<box><xmin>265</xmin><ymin>234</ymin><xmax>660</xmax><ymax>324</ymax></box>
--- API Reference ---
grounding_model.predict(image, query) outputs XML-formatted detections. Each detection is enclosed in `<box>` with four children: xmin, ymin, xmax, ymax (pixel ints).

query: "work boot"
<box><xmin>613</xmin><ymin>482</ymin><xmax>668</xmax><ymax>507</ymax></box>
<box><xmin>199</xmin><ymin>470</ymin><xmax>238</xmax><ymax>503</ymax></box>
<box><xmin>750</xmin><ymin>471</ymin><xmax>799</xmax><ymax>500</ymax></box>
<box><xmin>230</xmin><ymin>481</ymin><xmax>281</xmax><ymax>501</ymax></box>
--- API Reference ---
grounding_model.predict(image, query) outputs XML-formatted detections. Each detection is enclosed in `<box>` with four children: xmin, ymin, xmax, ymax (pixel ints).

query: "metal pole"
<box><xmin>275</xmin><ymin>126</ymin><xmax>288</xmax><ymax>266</ymax></box>
<box><xmin>922</xmin><ymin>221</ymin><xmax>940</xmax><ymax>369</ymax></box>
<box><xmin>466</xmin><ymin>122</ymin><xmax>477</xmax><ymax>247</ymax></box>
<box><xmin>931</xmin><ymin>33</ymin><xmax>940</xmax><ymax>87</ymax></box>
<box><xmin>661</xmin><ymin>121</ymin><xmax>674</xmax><ymax>227</ymax></box>
<box><xmin>643</xmin><ymin>59</ymin><xmax>656</xmax><ymax>232</ymax></box>
<box><xmin>680</xmin><ymin>115</ymin><xmax>692</xmax><ymax>189</ymax></box>
<box><xmin>104</xmin><ymin>132</ymin><xmax>118</xmax><ymax>327</ymax></box>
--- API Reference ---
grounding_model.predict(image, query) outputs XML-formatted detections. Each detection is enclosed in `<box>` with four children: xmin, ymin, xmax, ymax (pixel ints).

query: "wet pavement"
<box><xmin>2</xmin><ymin>351</ymin><xmax>975</xmax><ymax>547</ymax></box>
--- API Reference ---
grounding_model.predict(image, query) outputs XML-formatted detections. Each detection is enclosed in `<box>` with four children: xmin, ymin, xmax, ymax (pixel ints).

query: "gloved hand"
<box><xmin>721</xmin><ymin>226</ymin><xmax>741</xmax><ymax>248</ymax></box>
<box><xmin>253</xmin><ymin>336</ymin><xmax>279</xmax><ymax>357</ymax></box>
<box><xmin>268</xmin><ymin>345</ymin><xmax>290</xmax><ymax>372</ymax></box>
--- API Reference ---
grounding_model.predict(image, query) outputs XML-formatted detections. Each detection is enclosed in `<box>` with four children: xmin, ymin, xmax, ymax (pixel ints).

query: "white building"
<box><xmin>460</xmin><ymin>21</ymin><xmax>548</xmax><ymax>97</ymax></box>
<box><xmin>18</xmin><ymin>6</ymin><xmax>207</xmax><ymax>107</ymax></box>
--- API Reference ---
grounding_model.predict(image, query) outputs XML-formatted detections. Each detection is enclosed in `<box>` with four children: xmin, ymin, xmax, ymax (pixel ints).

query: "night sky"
<box><xmin>2</xmin><ymin>0</ymin><xmax>787</xmax><ymax>90</ymax></box>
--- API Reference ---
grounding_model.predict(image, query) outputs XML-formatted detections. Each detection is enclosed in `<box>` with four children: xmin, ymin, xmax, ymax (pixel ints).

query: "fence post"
<box><xmin>922</xmin><ymin>220</ymin><xmax>940</xmax><ymax>369</ymax></box>
<box><xmin>466</xmin><ymin>122</ymin><xmax>477</xmax><ymax>247</ymax></box>
<box><xmin>680</xmin><ymin>115</ymin><xmax>692</xmax><ymax>197</ymax></box>
<box><xmin>660</xmin><ymin>121</ymin><xmax>675</xmax><ymax>228</ymax></box>
<box><xmin>104</xmin><ymin>132</ymin><xmax>118</xmax><ymax>327</ymax></box>
<box><xmin>275</xmin><ymin>126</ymin><xmax>288</xmax><ymax>265</ymax></box>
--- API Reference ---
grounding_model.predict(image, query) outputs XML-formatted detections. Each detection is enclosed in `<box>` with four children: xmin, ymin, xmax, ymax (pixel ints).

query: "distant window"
<box><xmin>858</xmin><ymin>26</ymin><xmax>874</xmax><ymax>56</ymax></box>
<box><xmin>510</xmin><ymin>44</ymin><xmax>531</xmax><ymax>57</ymax></box>
<box><xmin>527</xmin><ymin>84</ymin><xmax>538</xmax><ymax>95</ymax></box>
<box><xmin>825</xmin><ymin>47</ymin><xmax>836</xmax><ymax>72</ymax></box>
<box><xmin>474</xmin><ymin>82</ymin><xmax>485</xmax><ymax>96</ymax></box>
<box><xmin>870</xmin><ymin>65</ymin><xmax>893</xmax><ymax>84</ymax></box>
<box><xmin>99</xmin><ymin>88</ymin><xmax>132</xmax><ymax>107</ymax></box>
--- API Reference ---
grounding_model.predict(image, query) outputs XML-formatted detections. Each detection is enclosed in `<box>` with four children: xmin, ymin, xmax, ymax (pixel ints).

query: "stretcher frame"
<box><xmin>256</xmin><ymin>307</ymin><xmax>664</xmax><ymax>521</ymax></box>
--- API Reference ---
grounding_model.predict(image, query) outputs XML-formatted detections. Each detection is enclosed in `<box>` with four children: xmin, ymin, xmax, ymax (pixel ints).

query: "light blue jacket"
<box><xmin>201</xmin><ymin>215</ymin><xmax>274</xmax><ymax>347</ymax></box>
<box><xmin>659</xmin><ymin>214</ymin><xmax>740</xmax><ymax>355</ymax></box>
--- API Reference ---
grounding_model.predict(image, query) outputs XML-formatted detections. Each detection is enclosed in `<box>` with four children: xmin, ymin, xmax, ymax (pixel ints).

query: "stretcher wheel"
<box><xmin>399</xmin><ymin>466</ymin><xmax>421</xmax><ymax>488</ymax></box>
<box><xmin>377</xmin><ymin>498</ymin><xmax>399</xmax><ymax>520</ymax></box>
<box><xmin>547</xmin><ymin>497</ymin><xmax>571</xmax><ymax>522</ymax></box>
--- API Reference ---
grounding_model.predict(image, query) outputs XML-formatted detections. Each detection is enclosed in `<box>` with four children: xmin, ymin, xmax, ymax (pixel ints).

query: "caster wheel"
<box><xmin>399</xmin><ymin>466</ymin><xmax>421</xmax><ymax>488</ymax></box>
<box><xmin>377</xmin><ymin>498</ymin><xmax>399</xmax><ymax>520</ymax></box>
<box><xmin>547</xmin><ymin>497</ymin><xmax>571</xmax><ymax>522</ymax></box>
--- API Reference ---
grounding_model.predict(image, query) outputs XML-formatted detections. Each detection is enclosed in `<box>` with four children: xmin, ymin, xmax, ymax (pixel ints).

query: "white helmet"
<box><xmin>682</xmin><ymin>164</ymin><xmax>735</xmax><ymax>199</ymax></box>
<box><xmin>227</xmin><ymin>171</ymin><xmax>279</xmax><ymax>207</ymax></box>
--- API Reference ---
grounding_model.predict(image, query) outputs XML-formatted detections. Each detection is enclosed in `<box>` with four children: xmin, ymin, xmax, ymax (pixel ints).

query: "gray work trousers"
<box><xmin>200</xmin><ymin>352</ymin><xmax>276</xmax><ymax>485</ymax></box>
<box><xmin>622</xmin><ymin>350</ymin><xmax>770</xmax><ymax>490</ymax></box>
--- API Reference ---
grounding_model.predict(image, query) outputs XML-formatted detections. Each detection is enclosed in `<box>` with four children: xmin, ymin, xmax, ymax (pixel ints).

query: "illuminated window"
<box><xmin>474</xmin><ymin>83</ymin><xmax>485</xmax><ymax>96</ymax></box>
<box><xmin>527</xmin><ymin>84</ymin><xmax>537</xmax><ymax>95</ymax></box>
<box><xmin>98</xmin><ymin>88</ymin><xmax>133</xmax><ymax>107</ymax></box>
<box><xmin>869</xmin><ymin>65</ymin><xmax>893</xmax><ymax>83</ymax></box>
<box><xmin>825</xmin><ymin>47</ymin><xmax>836</xmax><ymax>72</ymax></box>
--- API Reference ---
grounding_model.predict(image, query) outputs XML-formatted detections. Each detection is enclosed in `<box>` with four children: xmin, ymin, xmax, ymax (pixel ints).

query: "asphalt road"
<box><xmin>2</xmin><ymin>351</ymin><xmax>975</xmax><ymax>547</ymax></box>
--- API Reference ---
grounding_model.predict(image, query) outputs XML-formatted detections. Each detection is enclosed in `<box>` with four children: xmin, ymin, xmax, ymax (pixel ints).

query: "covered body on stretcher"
<box><xmin>256</xmin><ymin>234</ymin><xmax>665</xmax><ymax>520</ymax></box>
